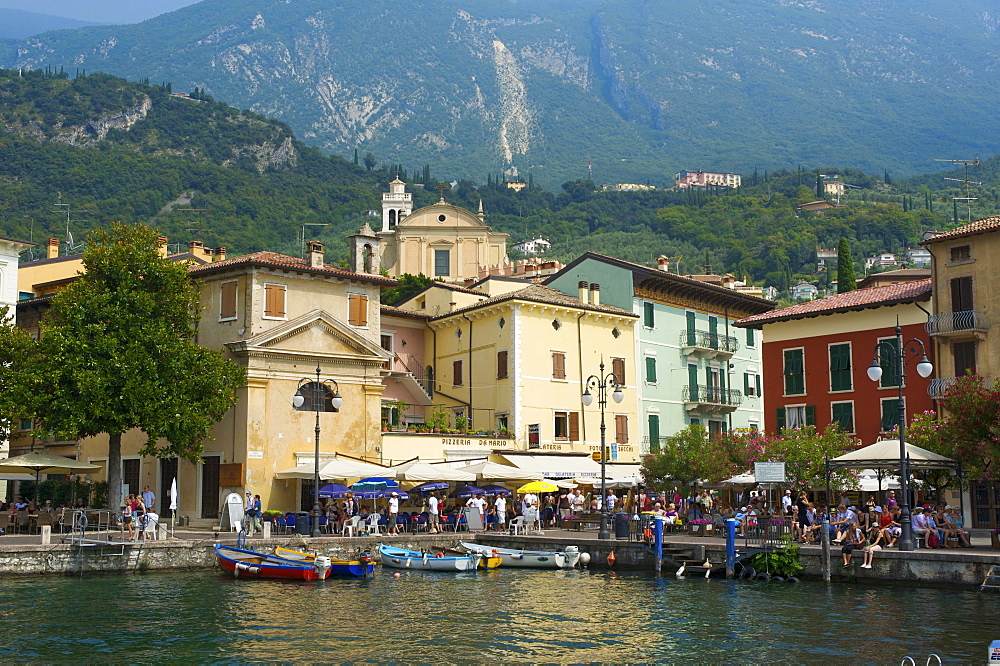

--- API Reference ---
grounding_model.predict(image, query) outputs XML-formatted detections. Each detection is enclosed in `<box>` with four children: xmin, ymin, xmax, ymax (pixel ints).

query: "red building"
<box><xmin>735</xmin><ymin>279</ymin><xmax>934</xmax><ymax>444</ymax></box>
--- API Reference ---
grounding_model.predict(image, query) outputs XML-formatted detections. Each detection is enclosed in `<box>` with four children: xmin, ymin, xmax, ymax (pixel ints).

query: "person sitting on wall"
<box><xmin>942</xmin><ymin>506</ymin><xmax>972</xmax><ymax>547</ymax></box>
<box><xmin>841</xmin><ymin>522</ymin><xmax>864</xmax><ymax>567</ymax></box>
<box><xmin>860</xmin><ymin>524</ymin><xmax>890</xmax><ymax>569</ymax></box>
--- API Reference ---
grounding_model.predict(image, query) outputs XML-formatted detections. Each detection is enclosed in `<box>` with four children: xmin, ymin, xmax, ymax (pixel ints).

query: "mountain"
<box><xmin>0</xmin><ymin>8</ymin><xmax>99</xmax><ymax>39</ymax></box>
<box><xmin>0</xmin><ymin>0</ymin><xmax>200</xmax><ymax>25</ymax></box>
<box><xmin>4</xmin><ymin>0</ymin><xmax>999</xmax><ymax>187</ymax></box>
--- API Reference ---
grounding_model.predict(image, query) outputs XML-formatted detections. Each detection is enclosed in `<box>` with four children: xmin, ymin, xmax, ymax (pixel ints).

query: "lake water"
<box><xmin>2</xmin><ymin>568</ymin><xmax>996</xmax><ymax>662</ymax></box>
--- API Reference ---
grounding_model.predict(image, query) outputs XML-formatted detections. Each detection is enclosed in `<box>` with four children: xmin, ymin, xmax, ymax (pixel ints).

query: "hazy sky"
<box><xmin>0</xmin><ymin>0</ymin><xmax>202</xmax><ymax>24</ymax></box>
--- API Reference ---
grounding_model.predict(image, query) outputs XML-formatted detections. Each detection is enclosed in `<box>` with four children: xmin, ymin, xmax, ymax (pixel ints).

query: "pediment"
<box><xmin>228</xmin><ymin>310</ymin><xmax>390</xmax><ymax>361</ymax></box>
<box><xmin>399</xmin><ymin>203</ymin><xmax>487</xmax><ymax>230</ymax></box>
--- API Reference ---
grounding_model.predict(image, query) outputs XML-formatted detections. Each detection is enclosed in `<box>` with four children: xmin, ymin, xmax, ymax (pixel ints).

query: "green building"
<box><xmin>545</xmin><ymin>253</ymin><xmax>774</xmax><ymax>452</ymax></box>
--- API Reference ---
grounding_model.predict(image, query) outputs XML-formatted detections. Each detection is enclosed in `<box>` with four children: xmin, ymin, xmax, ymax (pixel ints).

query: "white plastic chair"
<box><xmin>365</xmin><ymin>513</ymin><xmax>383</xmax><ymax>536</ymax></box>
<box><xmin>508</xmin><ymin>515</ymin><xmax>526</xmax><ymax>535</ymax></box>
<box><xmin>343</xmin><ymin>515</ymin><xmax>362</xmax><ymax>537</ymax></box>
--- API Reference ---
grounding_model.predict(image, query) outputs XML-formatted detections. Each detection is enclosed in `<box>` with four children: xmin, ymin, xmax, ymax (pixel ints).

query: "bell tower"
<box><xmin>349</xmin><ymin>221</ymin><xmax>381</xmax><ymax>275</ymax></box>
<box><xmin>381</xmin><ymin>178</ymin><xmax>412</xmax><ymax>232</ymax></box>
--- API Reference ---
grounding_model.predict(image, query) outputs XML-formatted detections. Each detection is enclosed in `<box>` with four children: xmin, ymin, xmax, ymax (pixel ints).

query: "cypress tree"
<box><xmin>837</xmin><ymin>238</ymin><xmax>857</xmax><ymax>293</ymax></box>
<box><xmin>353</xmin><ymin>148</ymin><xmax>359</xmax><ymax>165</ymax></box>
<box><xmin>816</xmin><ymin>173</ymin><xmax>823</xmax><ymax>199</ymax></box>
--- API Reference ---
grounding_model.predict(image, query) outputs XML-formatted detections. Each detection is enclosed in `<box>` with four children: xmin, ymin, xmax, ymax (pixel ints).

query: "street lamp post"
<box><xmin>292</xmin><ymin>364</ymin><xmax>343</xmax><ymax>538</ymax></box>
<box><xmin>582</xmin><ymin>359</ymin><xmax>624</xmax><ymax>540</ymax></box>
<box><xmin>866</xmin><ymin>320</ymin><xmax>932</xmax><ymax>552</ymax></box>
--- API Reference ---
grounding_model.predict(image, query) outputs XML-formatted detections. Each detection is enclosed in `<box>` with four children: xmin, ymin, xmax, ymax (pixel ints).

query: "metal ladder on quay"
<box><xmin>979</xmin><ymin>564</ymin><xmax>1000</xmax><ymax>594</ymax></box>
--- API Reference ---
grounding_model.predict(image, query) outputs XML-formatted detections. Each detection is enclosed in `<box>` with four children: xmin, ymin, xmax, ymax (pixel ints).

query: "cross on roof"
<box><xmin>436</xmin><ymin>182</ymin><xmax>450</xmax><ymax>202</ymax></box>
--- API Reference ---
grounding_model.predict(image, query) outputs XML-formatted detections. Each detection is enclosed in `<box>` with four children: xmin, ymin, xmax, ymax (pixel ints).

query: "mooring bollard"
<box><xmin>263</xmin><ymin>521</ymin><xmax>271</xmax><ymax>539</ymax></box>
<box><xmin>821</xmin><ymin>518</ymin><xmax>831</xmax><ymax>582</ymax></box>
<box><xmin>40</xmin><ymin>525</ymin><xmax>51</xmax><ymax>545</ymax></box>
<box><xmin>653</xmin><ymin>516</ymin><xmax>663</xmax><ymax>572</ymax></box>
<box><xmin>725</xmin><ymin>518</ymin><xmax>737</xmax><ymax>578</ymax></box>
<box><xmin>157</xmin><ymin>523</ymin><xmax>168</xmax><ymax>540</ymax></box>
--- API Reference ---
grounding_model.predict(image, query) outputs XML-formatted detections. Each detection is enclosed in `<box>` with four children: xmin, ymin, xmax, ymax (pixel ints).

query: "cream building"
<box><xmin>377</xmin><ymin>181</ymin><xmax>509</xmax><ymax>283</ymax></box>
<box><xmin>382</xmin><ymin>279</ymin><xmax>641</xmax><ymax>471</ymax></box>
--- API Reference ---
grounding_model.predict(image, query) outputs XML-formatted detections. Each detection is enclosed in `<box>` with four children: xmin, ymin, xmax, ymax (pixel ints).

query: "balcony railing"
<box><xmin>929</xmin><ymin>375</ymin><xmax>992</xmax><ymax>400</ymax></box>
<box><xmin>643</xmin><ymin>435</ymin><xmax>666</xmax><ymax>454</ymax></box>
<box><xmin>386</xmin><ymin>352</ymin><xmax>432</xmax><ymax>397</ymax></box>
<box><xmin>925</xmin><ymin>310</ymin><xmax>991</xmax><ymax>337</ymax></box>
<box><xmin>679</xmin><ymin>330</ymin><xmax>740</xmax><ymax>355</ymax></box>
<box><xmin>682</xmin><ymin>385</ymin><xmax>744</xmax><ymax>408</ymax></box>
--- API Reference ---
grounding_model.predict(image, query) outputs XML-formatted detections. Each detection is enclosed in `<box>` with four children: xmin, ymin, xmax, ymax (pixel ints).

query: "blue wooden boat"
<box><xmin>274</xmin><ymin>546</ymin><xmax>376</xmax><ymax>578</ymax></box>
<box><xmin>378</xmin><ymin>544</ymin><xmax>481</xmax><ymax>571</ymax></box>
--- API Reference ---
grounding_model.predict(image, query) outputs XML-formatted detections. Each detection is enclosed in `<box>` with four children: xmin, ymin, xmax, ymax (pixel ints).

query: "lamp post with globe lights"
<box><xmin>582</xmin><ymin>359</ymin><xmax>624</xmax><ymax>540</ymax></box>
<box><xmin>292</xmin><ymin>364</ymin><xmax>343</xmax><ymax>538</ymax></box>
<box><xmin>866</xmin><ymin>321</ymin><xmax>933</xmax><ymax>552</ymax></box>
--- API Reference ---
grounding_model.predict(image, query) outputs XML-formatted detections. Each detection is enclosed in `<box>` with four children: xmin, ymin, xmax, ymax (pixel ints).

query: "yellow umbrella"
<box><xmin>516</xmin><ymin>480</ymin><xmax>559</xmax><ymax>494</ymax></box>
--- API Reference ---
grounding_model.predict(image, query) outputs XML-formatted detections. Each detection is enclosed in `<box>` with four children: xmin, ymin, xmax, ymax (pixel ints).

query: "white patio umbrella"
<box><xmin>0</xmin><ymin>453</ymin><xmax>101</xmax><ymax>506</ymax></box>
<box><xmin>455</xmin><ymin>461</ymin><xmax>542</xmax><ymax>481</ymax></box>
<box><xmin>275</xmin><ymin>456</ymin><xmax>390</xmax><ymax>481</ymax></box>
<box><xmin>389</xmin><ymin>461</ymin><xmax>475</xmax><ymax>482</ymax></box>
<box><xmin>169</xmin><ymin>477</ymin><xmax>178</xmax><ymax>537</ymax></box>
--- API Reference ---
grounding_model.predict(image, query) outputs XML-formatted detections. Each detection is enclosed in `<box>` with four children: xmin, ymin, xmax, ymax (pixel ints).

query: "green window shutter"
<box><xmin>784</xmin><ymin>348</ymin><xmax>804</xmax><ymax>395</ymax></box>
<box><xmin>744</xmin><ymin>372</ymin><xmax>751</xmax><ymax>394</ymax></box>
<box><xmin>644</xmin><ymin>302</ymin><xmax>655</xmax><ymax>328</ymax></box>
<box><xmin>776</xmin><ymin>407</ymin><xmax>786</xmax><ymax>431</ymax></box>
<box><xmin>830</xmin><ymin>343</ymin><xmax>852</xmax><ymax>391</ymax></box>
<box><xmin>805</xmin><ymin>405</ymin><xmax>815</xmax><ymax>426</ymax></box>
<box><xmin>832</xmin><ymin>403</ymin><xmax>854</xmax><ymax>432</ymax></box>
<box><xmin>720</xmin><ymin>370</ymin><xmax>726</xmax><ymax>403</ymax></box>
<box><xmin>880</xmin><ymin>399</ymin><xmax>900</xmax><ymax>430</ymax></box>
<box><xmin>648</xmin><ymin>415</ymin><xmax>660</xmax><ymax>452</ymax></box>
<box><xmin>686</xmin><ymin>311</ymin><xmax>696</xmax><ymax>345</ymax></box>
<box><xmin>756</xmin><ymin>373</ymin><xmax>762</xmax><ymax>397</ymax></box>
<box><xmin>747</xmin><ymin>327</ymin><xmax>755</xmax><ymax>346</ymax></box>
<box><xmin>709</xmin><ymin>316</ymin><xmax>718</xmax><ymax>348</ymax></box>
<box><xmin>645</xmin><ymin>357</ymin><xmax>657</xmax><ymax>383</ymax></box>
<box><xmin>688</xmin><ymin>364</ymin><xmax>699</xmax><ymax>400</ymax></box>
<box><xmin>879</xmin><ymin>338</ymin><xmax>901</xmax><ymax>387</ymax></box>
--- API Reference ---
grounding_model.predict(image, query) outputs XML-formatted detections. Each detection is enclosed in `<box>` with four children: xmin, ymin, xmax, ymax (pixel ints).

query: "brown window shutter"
<box><xmin>358</xmin><ymin>294</ymin><xmax>368</xmax><ymax>326</ymax></box>
<box><xmin>348</xmin><ymin>294</ymin><xmax>369</xmax><ymax>327</ymax></box>
<box><xmin>497</xmin><ymin>350</ymin><xmax>508</xmax><ymax>379</ymax></box>
<box><xmin>553</xmin><ymin>352</ymin><xmax>566</xmax><ymax>379</ymax></box>
<box><xmin>612</xmin><ymin>357</ymin><xmax>625</xmax><ymax>385</ymax></box>
<box><xmin>220</xmin><ymin>281</ymin><xmax>237</xmax><ymax>319</ymax></box>
<box><xmin>615</xmin><ymin>415</ymin><xmax>628</xmax><ymax>444</ymax></box>
<box><xmin>264</xmin><ymin>284</ymin><xmax>284</xmax><ymax>318</ymax></box>
<box><xmin>454</xmin><ymin>360</ymin><xmax>463</xmax><ymax>386</ymax></box>
<box><xmin>568</xmin><ymin>411</ymin><xmax>579</xmax><ymax>441</ymax></box>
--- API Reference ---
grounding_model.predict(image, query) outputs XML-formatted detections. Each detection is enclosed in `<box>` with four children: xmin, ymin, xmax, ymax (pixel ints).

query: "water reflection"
<box><xmin>0</xmin><ymin>570</ymin><xmax>995</xmax><ymax>662</ymax></box>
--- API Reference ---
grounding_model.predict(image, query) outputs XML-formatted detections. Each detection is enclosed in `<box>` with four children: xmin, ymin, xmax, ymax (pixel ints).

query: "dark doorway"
<box><xmin>160</xmin><ymin>458</ymin><xmax>178</xmax><ymax>519</ymax></box>
<box><xmin>201</xmin><ymin>456</ymin><xmax>220</xmax><ymax>519</ymax></box>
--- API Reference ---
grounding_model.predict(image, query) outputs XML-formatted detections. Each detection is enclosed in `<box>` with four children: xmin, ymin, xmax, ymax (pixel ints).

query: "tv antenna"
<box><xmin>52</xmin><ymin>193</ymin><xmax>91</xmax><ymax>255</ymax></box>
<box><xmin>933</xmin><ymin>157</ymin><xmax>981</xmax><ymax>224</ymax></box>
<box><xmin>300</xmin><ymin>223</ymin><xmax>329</xmax><ymax>258</ymax></box>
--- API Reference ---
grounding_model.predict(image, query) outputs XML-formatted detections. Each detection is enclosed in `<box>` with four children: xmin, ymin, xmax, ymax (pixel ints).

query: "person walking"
<box><xmin>142</xmin><ymin>485</ymin><xmax>155</xmax><ymax>513</ymax></box>
<box><xmin>427</xmin><ymin>491</ymin><xmax>441</xmax><ymax>534</ymax></box>
<box><xmin>494</xmin><ymin>493</ymin><xmax>507</xmax><ymax>530</ymax></box>
<box><xmin>387</xmin><ymin>492</ymin><xmax>400</xmax><ymax>534</ymax></box>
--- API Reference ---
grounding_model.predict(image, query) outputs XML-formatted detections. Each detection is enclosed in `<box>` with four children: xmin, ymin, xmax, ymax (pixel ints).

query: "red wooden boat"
<box><xmin>215</xmin><ymin>544</ymin><xmax>332</xmax><ymax>580</ymax></box>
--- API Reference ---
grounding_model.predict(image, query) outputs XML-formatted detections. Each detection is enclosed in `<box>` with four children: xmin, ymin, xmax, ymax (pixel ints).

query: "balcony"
<box><xmin>929</xmin><ymin>375</ymin><xmax>992</xmax><ymax>400</ymax></box>
<box><xmin>643</xmin><ymin>436</ymin><xmax>665</xmax><ymax>454</ymax></box>
<box><xmin>679</xmin><ymin>329</ymin><xmax>739</xmax><ymax>360</ymax></box>
<box><xmin>682</xmin><ymin>385</ymin><xmax>743</xmax><ymax>414</ymax></box>
<box><xmin>925</xmin><ymin>310</ymin><xmax>991</xmax><ymax>339</ymax></box>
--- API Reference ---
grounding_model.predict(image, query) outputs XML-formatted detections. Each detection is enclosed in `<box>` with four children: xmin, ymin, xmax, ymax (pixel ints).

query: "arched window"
<box><xmin>389</xmin><ymin>209</ymin><xmax>397</xmax><ymax>228</ymax></box>
<box><xmin>293</xmin><ymin>382</ymin><xmax>340</xmax><ymax>412</ymax></box>
<box><xmin>363</xmin><ymin>244</ymin><xmax>374</xmax><ymax>273</ymax></box>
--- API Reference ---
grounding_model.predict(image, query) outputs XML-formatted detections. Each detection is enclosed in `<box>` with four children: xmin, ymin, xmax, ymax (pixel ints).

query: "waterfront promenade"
<box><xmin>1</xmin><ymin>521</ymin><xmax>997</xmax><ymax>586</ymax></box>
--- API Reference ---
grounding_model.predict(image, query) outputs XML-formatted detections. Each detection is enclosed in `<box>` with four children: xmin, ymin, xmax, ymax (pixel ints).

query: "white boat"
<box><xmin>460</xmin><ymin>542</ymin><xmax>582</xmax><ymax>569</ymax></box>
<box><xmin>378</xmin><ymin>544</ymin><xmax>482</xmax><ymax>572</ymax></box>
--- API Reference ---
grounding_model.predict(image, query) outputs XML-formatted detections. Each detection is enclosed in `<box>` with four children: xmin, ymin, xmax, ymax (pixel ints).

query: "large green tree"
<box><xmin>836</xmin><ymin>237</ymin><xmax>857</xmax><ymax>293</ymax></box>
<box><xmin>0</xmin><ymin>307</ymin><xmax>42</xmax><ymax>443</ymax></box>
<box><xmin>36</xmin><ymin>223</ymin><xmax>246</xmax><ymax>511</ymax></box>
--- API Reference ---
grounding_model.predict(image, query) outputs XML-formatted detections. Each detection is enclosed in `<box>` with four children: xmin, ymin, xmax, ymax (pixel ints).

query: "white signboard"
<box><xmin>247</xmin><ymin>451</ymin><xmax>264</xmax><ymax>459</ymax></box>
<box><xmin>224</xmin><ymin>492</ymin><xmax>245</xmax><ymax>532</ymax></box>
<box><xmin>754</xmin><ymin>462</ymin><xmax>786</xmax><ymax>483</ymax></box>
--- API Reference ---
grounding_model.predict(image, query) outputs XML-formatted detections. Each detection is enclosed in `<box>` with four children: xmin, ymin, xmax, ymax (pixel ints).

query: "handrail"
<box><xmin>925</xmin><ymin>309</ymin><xmax>990</xmax><ymax>335</ymax></box>
<box><xmin>679</xmin><ymin>329</ymin><xmax>740</xmax><ymax>353</ymax></box>
<box><xmin>682</xmin><ymin>385</ymin><xmax>744</xmax><ymax>407</ymax></box>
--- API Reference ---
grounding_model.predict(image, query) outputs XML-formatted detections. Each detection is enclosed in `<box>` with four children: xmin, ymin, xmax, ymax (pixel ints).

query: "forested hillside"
<box><xmin>1</xmin><ymin>69</ymin><xmax>998</xmax><ymax>296</ymax></box>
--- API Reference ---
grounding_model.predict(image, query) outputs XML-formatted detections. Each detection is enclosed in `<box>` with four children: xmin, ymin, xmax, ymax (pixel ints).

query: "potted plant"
<box><xmin>429</xmin><ymin>407</ymin><xmax>450</xmax><ymax>433</ymax></box>
<box><xmin>262</xmin><ymin>510</ymin><xmax>282</xmax><ymax>523</ymax></box>
<box><xmin>455</xmin><ymin>414</ymin><xmax>469</xmax><ymax>433</ymax></box>
<box><xmin>388</xmin><ymin>398</ymin><xmax>409</xmax><ymax>429</ymax></box>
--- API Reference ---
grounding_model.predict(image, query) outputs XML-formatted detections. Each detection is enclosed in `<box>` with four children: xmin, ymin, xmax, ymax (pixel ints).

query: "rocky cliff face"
<box><xmin>6</xmin><ymin>0</ymin><xmax>1000</xmax><ymax>184</ymax></box>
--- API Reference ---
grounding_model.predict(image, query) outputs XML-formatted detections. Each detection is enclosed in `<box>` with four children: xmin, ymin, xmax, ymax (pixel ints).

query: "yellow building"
<box><xmin>382</xmin><ymin>279</ymin><xmax>641</xmax><ymax>472</ymax></box>
<box><xmin>377</xmin><ymin>180</ymin><xmax>509</xmax><ymax>283</ymax></box>
<box><xmin>14</xmin><ymin>239</ymin><xmax>395</xmax><ymax>524</ymax></box>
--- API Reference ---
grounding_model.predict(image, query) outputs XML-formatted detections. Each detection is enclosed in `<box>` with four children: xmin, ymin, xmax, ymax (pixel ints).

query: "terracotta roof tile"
<box><xmin>380</xmin><ymin>304</ymin><xmax>430</xmax><ymax>319</ymax></box>
<box><xmin>736</xmin><ymin>278</ymin><xmax>931</xmax><ymax>327</ymax></box>
<box><xmin>921</xmin><ymin>215</ymin><xmax>1000</xmax><ymax>245</ymax></box>
<box><xmin>433</xmin><ymin>283</ymin><xmax>636</xmax><ymax>320</ymax></box>
<box><xmin>187</xmin><ymin>251</ymin><xmax>396</xmax><ymax>285</ymax></box>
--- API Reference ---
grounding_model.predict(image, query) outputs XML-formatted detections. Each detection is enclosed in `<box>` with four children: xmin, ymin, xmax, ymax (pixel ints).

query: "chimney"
<box><xmin>589</xmin><ymin>283</ymin><xmax>601</xmax><ymax>306</ymax></box>
<box><xmin>214</xmin><ymin>246</ymin><xmax>227</xmax><ymax>262</ymax></box>
<box><xmin>47</xmin><ymin>237</ymin><xmax>59</xmax><ymax>260</ymax></box>
<box><xmin>157</xmin><ymin>236</ymin><xmax>168</xmax><ymax>258</ymax></box>
<box><xmin>722</xmin><ymin>274</ymin><xmax>736</xmax><ymax>289</ymax></box>
<box><xmin>578</xmin><ymin>280</ymin><xmax>589</xmax><ymax>303</ymax></box>
<box><xmin>188</xmin><ymin>241</ymin><xmax>204</xmax><ymax>257</ymax></box>
<box><xmin>657</xmin><ymin>255</ymin><xmax>670</xmax><ymax>271</ymax></box>
<box><xmin>306</xmin><ymin>241</ymin><xmax>325</xmax><ymax>268</ymax></box>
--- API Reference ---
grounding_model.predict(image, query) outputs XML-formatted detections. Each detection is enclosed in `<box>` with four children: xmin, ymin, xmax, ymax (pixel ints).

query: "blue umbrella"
<box><xmin>411</xmin><ymin>481</ymin><xmax>450</xmax><ymax>493</ymax></box>
<box><xmin>317</xmin><ymin>483</ymin><xmax>351</xmax><ymax>498</ymax></box>
<box><xmin>351</xmin><ymin>477</ymin><xmax>398</xmax><ymax>492</ymax></box>
<box><xmin>352</xmin><ymin>489</ymin><xmax>409</xmax><ymax>500</ymax></box>
<box><xmin>451</xmin><ymin>485</ymin><xmax>485</xmax><ymax>498</ymax></box>
<box><xmin>481</xmin><ymin>485</ymin><xmax>512</xmax><ymax>497</ymax></box>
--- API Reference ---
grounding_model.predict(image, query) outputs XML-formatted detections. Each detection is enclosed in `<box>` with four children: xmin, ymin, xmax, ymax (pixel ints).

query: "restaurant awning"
<box><xmin>497</xmin><ymin>453</ymin><xmax>601</xmax><ymax>479</ymax></box>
